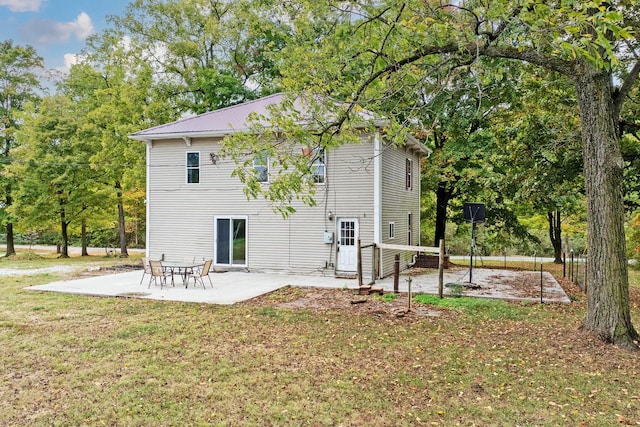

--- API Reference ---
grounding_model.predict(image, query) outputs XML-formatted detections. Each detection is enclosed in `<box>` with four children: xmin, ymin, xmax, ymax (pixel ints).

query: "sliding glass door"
<box><xmin>215</xmin><ymin>217</ymin><xmax>247</xmax><ymax>266</ymax></box>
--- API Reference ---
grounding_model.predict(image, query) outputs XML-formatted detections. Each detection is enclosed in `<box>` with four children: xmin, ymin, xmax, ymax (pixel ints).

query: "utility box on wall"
<box><xmin>323</xmin><ymin>231</ymin><xmax>334</xmax><ymax>244</ymax></box>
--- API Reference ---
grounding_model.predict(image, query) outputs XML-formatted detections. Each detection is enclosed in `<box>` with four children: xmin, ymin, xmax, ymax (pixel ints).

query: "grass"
<box><xmin>0</xmin><ymin>253</ymin><xmax>639</xmax><ymax>426</ymax></box>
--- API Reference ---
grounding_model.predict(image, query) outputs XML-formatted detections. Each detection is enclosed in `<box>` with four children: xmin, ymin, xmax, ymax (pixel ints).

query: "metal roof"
<box><xmin>129</xmin><ymin>92</ymin><xmax>429</xmax><ymax>154</ymax></box>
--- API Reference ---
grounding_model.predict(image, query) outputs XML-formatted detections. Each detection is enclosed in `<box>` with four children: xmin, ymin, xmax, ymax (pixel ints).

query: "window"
<box><xmin>406</xmin><ymin>158</ymin><xmax>413</xmax><ymax>190</ymax></box>
<box><xmin>407</xmin><ymin>213</ymin><xmax>413</xmax><ymax>245</ymax></box>
<box><xmin>253</xmin><ymin>152</ymin><xmax>269</xmax><ymax>183</ymax></box>
<box><xmin>215</xmin><ymin>217</ymin><xmax>247</xmax><ymax>266</ymax></box>
<box><xmin>340</xmin><ymin>220</ymin><xmax>356</xmax><ymax>246</ymax></box>
<box><xmin>388</xmin><ymin>222</ymin><xmax>395</xmax><ymax>240</ymax></box>
<box><xmin>187</xmin><ymin>152</ymin><xmax>200</xmax><ymax>184</ymax></box>
<box><xmin>311</xmin><ymin>148</ymin><xmax>325</xmax><ymax>184</ymax></box>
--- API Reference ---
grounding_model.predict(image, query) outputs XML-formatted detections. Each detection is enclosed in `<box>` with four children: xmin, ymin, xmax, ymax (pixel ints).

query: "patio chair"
<box><xmin>139</xmin><ymin>257</ymin><xmax>152</xmax><ymax>285</ymax></box>
<box><xmin>148</xmin><ymin>260</ymin><xmax>170</xmax><ymax>289</ymax></box>
<box><xmin>187</xmin><ymin>259</ymin><xmax>213</xmax><ymax>288</ymax></box>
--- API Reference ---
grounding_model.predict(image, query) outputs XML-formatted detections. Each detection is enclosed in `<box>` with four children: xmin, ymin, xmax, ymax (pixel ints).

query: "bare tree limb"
<box><xmin>614</xmin><ymin>58</ymin><xmax>640</xmax><ymax>114</ymax></box>
<box><xmin>483</xmin><ymin>45</ymin><xmax>575</xmax><ymax>76</ymax></box>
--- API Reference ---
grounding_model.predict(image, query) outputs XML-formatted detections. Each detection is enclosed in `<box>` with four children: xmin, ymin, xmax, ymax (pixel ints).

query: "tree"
<box><xmin>271</xmin><ymin>1</ymin><xmax>639</xmax><ymax>348</ymax></box>
<box><xmin>63</xmin><ymin>35</ymin><xmax>176</xmax><ymax>256</ymax></box>
<box><xmin>0</xmin><ymin>40</ymin><xmax>43</xmax><ymax>256</ymax></box>
<box><xmin>416</xmin><ymin>60</ymin><xmax>525</xmax><ymax>247</ymax></box>
<box><xmin>106</xmin><ymin>0</ymin><xmax>286</xmax><ymax>114</ymax></box>
<box><xmin>498</xmin><ymin>68</ymin><xmax>584</xmax><ymax>263</ymax></box>
<box><xmin>10</xmin><ymin>96</ymin><xmax>99</xmax><ymax>257</ymax></box>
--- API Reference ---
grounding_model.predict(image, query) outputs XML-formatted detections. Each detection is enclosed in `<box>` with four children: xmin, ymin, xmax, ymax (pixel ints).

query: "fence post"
<box><xmin>438</xmin><ymin>239</ymin><xmax>445</xmax><ymax>299</ymax></box>
<box><xmin>540</xmin><ymin>263</ymin><xmax>543</xmax><ymax>304</ymax></box>
<box><xmin>393</xmin><ymin>254</ymin><xmax>400</xmax><ymax>293</ymax></box>
<box><xmin>371</xmin><ymin>245</ymin><xmax>376</xmax><ymax>282</ymax></box>
<box><xmin>570</xmin><ymin>250</ymin><xmax>574</xmax><ymax>282</ymax></box>
<box><xmin>357</xmin><ymin>239</ymin><xmax>363</xmax><ymax>288</ymax></box>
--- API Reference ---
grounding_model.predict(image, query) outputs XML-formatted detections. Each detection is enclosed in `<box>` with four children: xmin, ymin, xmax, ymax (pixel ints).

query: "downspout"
<box><xmin>374</xmin><ymin>133</ymin><xmax>382</xmax><ymax>277</ymax></box>
<box><xmin>145</xmin><ymin>140</ymin><xmax>151</xmax><ymax>258</ymax></box>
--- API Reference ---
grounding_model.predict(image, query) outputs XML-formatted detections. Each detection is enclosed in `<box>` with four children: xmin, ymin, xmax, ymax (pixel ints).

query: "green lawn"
<box><xmin>0</xmin><ymin>254</ymin><xmax>638</xmax><ymax>426</ymax></box>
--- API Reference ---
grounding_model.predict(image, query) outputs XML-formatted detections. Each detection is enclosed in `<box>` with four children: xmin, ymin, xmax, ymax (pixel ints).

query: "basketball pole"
<box><xmin>469</xmin><ymin>218</ymin><xmax>476</xmax><ymax>284</ymax></box>
<box><xmin>464</xmin><ymin>202</ymin><xmax>485</xmax><ymax>286</ymax></box>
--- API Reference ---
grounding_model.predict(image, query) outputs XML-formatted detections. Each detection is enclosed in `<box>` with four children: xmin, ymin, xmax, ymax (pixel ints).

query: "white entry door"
<box><xmin>337</xmin><ymin>218</ymin><xmax>358</xmax><ymax>272</ymax></box>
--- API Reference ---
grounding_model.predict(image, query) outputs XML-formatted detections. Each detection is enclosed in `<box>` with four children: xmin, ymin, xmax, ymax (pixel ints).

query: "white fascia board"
<box><xmin>129</xmin><ymin>129</ymin><xmax>240</xmax><ymax>141</ymax></box>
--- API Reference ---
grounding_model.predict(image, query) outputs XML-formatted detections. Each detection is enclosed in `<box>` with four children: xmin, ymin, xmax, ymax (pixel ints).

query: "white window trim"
<box><xmin>311</xmin><ymin>147</ymin><xmax>326</xmax><ymax>184</ymax></box>
<box><xmin>253</xmin><ymin>152</ymin><xmax>269</xmax><ymax>183</ymax></box>
<box><xmin>186</xmin><ymin>151</ymin><xmax>200</xmax><ymax>184</ymax></box>
<box><xmin>214</xmin><ymin>215</ymin><xmax>248</xmax><ymax>267</ymax></box>
<box><xmin>406</xmin><ymin>158</ymin><xmax>413</xmax><ymax>190</ymax></box>
<box><xmin>388</xmin><ymin>222</ymin><xmax>395</xmax><ymax>240</ymax></box>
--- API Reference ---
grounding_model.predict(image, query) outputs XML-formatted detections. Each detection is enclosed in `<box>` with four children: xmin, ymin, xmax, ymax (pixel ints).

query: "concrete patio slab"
<box><xmin>26</xmin><ymin>266</ymin><xmax>571</xmax><ymax>305</ymax></box>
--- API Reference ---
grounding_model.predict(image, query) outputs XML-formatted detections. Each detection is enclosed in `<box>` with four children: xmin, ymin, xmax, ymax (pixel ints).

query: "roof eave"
<box><xmin>129</xmin><ymin>129</ymin><xmax>240</xmax><ymax>141</ymax></box>
<box><xmin>406</xmin><ymin>134</ymin><xmax>431</xmax><ymax>156</ymax></box>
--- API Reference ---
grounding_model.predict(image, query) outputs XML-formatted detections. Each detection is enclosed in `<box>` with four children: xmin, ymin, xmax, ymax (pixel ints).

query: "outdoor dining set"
<box><xmin>139</xmin><ymin>257</ymin><xmax>214</xmax><ymax>289</ymax></box>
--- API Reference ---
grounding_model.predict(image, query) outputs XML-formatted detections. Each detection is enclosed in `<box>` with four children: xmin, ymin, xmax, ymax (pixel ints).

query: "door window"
<box><xmin>340</xmin><ymin>220</ymin><xmax>356</xmax><ymax>246</ymax></box>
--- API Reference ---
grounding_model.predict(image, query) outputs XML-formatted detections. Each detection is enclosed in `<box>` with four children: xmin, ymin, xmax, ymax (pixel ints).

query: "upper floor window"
<box><xmin>311</xmin><ymin>147</ymin><xmax>325</xmax><ymax>184</ymax></box>
<box><xmin>389</xmin><ymin>222</ymin><xmax>395</xmax><ymax>240</ymax></box>
<box><xmin>406</xmin><ymin>158</ymin><xmax>413</xmax><ymax>190</ymax></box>
<box><xmin>253</xmin><ymin>152</ymin><xmax>269</xmax><ymax>183</ymax></box>
<box><xmin>187</xmin><ymin>152</ymin><xmax>200</xmax><ymax>184</ymax></box>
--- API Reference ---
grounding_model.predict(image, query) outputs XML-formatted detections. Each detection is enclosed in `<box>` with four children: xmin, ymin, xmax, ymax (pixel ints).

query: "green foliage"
<box><xmin>374</xmin><ymin>293</ymin><xmax>399</xmax><ymax>303</ymax></box>
<box><xmin>9</xmin><ymin>95</ymin><xmax>99</xmax><ymax>253</ymax></box>
<box><xmin>0</xmin><ymin>40</ymin><xmax>44</xmax><ymax>251</ymax></box>
<box><xmin>628</xmin><ymin>211</ymin><xmax>640</xmax><ymax>264</ymax></box>
<box><xmin>107</xmin><ymin>0</ymin><xmax>283</xmax><ymax>115</ymax></box>
<box><xmin>413</xmin><ymin>294</ymin><xmax>529</xmax><ymax>320</ymax></box>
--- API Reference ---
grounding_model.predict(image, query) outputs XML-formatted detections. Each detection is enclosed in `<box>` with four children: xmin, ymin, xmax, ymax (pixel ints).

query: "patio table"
<box><xmin>161</xmin><ymin>261</ymin><xmax>204</xmax><ymax>288</ymax></box>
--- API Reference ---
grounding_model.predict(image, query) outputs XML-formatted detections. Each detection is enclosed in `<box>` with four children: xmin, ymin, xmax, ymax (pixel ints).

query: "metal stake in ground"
<box><xmin>540</xmin><ymin>263</ymin><xmax>544</xmax><ymax>304</ymax></box>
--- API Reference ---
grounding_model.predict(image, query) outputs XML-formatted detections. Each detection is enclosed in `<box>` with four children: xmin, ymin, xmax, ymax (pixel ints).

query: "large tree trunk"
<box><xmin>60</xmin><ymin>211</ymin><xmax>69</xmax><ymax>259</ymax></box>
<box><xmin>433</xmin><ymin>181</ymin><xmax>454</xmax><ymax>247</ymax></box>
<box><xmin>116</xmin><ymin>182</ymin><xmax>129</xmax><ymax>257</ymax></box>
<box><xmin>81</xmin><ymin>219</ymin><xmax>88</xmax><ymax>257</ymax></box>
<box><xmin>548</xmin><ymin>210</ymin><xmax>563</xmax><ymax>264</ymax></box>
<box><xmin>574</xmin><ymin>63</ymin><xmax>638</xmax><ymax>349</ymax></box>
<box><xmin>5</xmin><ymin>222</ymin><xmax>15</xmax><ymax>257</ymax></box>
<box><xmin>4</xmin><ymin>190</ymin><xmax>15</xmax><ymax>257</ymax></box>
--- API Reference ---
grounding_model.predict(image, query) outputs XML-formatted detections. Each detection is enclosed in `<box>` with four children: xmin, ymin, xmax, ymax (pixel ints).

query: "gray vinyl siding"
<box><xmin>378</xmin><ymin>144</ymin><xmax>422</xmax><ymax>277</ymax></box>
<box><xmin>325</xmin><ymin>139</ymin><xmax>375</xmax><ymax>277</ymax></box>
<box><xmin>146</xmin><ymin>135</ymin><xmax>377</xmax><ymax>276</ymax></box>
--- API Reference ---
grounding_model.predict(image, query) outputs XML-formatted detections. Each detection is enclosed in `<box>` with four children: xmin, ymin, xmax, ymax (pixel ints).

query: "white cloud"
<box><xmin>62</xmin><ymin>53</ymin><xmax>80</xmax><ymax>69</ymax></box>
<box><xmin>72</xmin><ymin>12</ymin><xmax>93</xmax><ymax>40</ymax></box>
<box><xmin>50</xmin><ymin>53</ymin><xmax>86</xmax><ymax>77</ymax></box>
<box><xmin>0</xmin><ymin>0</ymin><xmax>42</xmax><ymax>12</ymax></box>
<box><xmin>21</xmin><ymin>12</ymin><xmax>95</xmax><ymax>44</ymax></box>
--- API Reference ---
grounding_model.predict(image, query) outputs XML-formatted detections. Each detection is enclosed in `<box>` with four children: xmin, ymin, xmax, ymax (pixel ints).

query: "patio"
<box><xmin>26</xmin><ymin>266</ymin><xmax>571</xmax><ymax>304</ymax></box>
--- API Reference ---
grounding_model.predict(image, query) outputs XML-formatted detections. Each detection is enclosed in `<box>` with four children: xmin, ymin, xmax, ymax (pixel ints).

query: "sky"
<box><xmin>0</xmin><ymin>0</ymin><xmax>130</xmax><ymax>79</ymax></box>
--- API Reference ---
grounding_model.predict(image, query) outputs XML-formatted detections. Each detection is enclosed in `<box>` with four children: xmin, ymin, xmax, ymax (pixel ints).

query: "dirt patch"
<box><xmin>241</xmin><ymin>267</ymin><xmax>581</xmax><ymax>320</ymax></box>
<box><xmin>240</xmin><ymin>286</ymin><xmax>446</xmax><ymax>320</ymax></box>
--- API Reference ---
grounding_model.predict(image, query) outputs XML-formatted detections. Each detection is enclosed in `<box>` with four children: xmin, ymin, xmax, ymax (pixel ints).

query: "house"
<box><xmin>129</xmin><ymin>93</ymin><xmax>429</xmax><ymax>279</ymax></box>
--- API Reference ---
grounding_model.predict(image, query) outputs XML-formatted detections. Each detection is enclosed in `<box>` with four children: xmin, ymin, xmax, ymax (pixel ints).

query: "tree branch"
<box><xmin>483</xmin><ymin>45</ymin><xmax>575</xmax><ymax>76</ymax></box>
<box><xmin>614</xmin><ymin>58</ymin><xmax>640</xmax><ymax>114</ymax></box>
